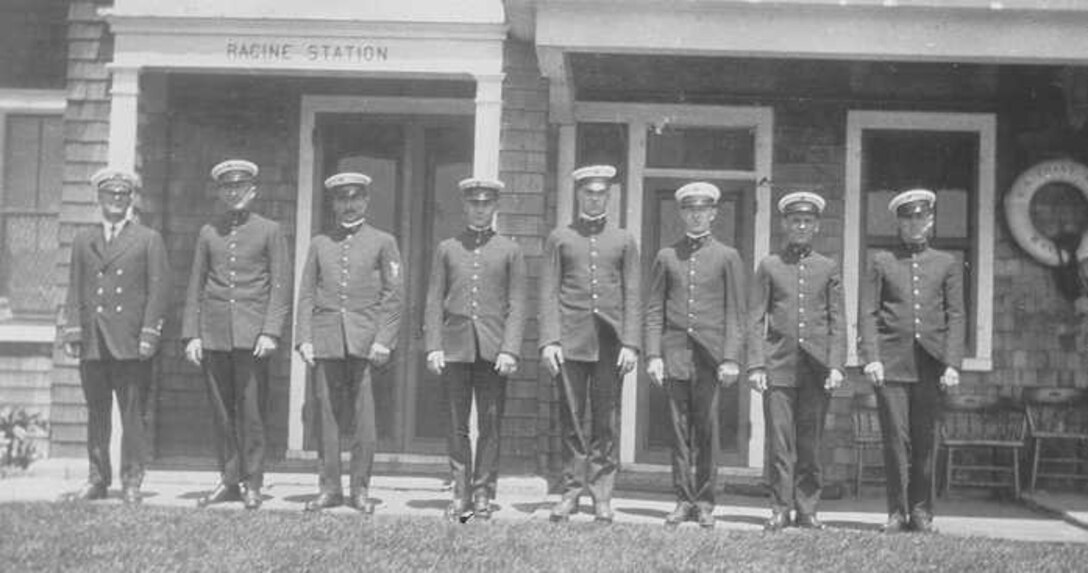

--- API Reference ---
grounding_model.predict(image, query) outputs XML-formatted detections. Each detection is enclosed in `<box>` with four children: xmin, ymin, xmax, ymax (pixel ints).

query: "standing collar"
<box><xmin>573</xmin><ymin>215</ymin><xmax>607</xmax><ymax>236</ymax></box>
<box><xmin>459</xmin><ymin>226</ymin><xmax>496</xmax><ymax>250</ymax></box>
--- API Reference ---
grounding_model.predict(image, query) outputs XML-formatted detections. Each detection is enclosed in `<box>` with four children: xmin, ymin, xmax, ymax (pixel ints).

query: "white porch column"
<box><xmin>105</xmin><ymin>64</ymin><xmax>140</xmax><ymax>480</ymax></box>
<box><xmin>472</xmin><ymin>73</ymin><xmax>504</xmax><ymax>179</ymax></box>
<box><xmin>106</xmin><ymin>65</ymin><xmax>140</xmax><ymax>171</ymax></box>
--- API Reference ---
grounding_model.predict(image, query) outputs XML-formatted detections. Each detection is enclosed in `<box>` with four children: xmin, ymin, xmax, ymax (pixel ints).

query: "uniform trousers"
<box><xmin>764</xmin><ymin>351</ymin><xmax>829</xmax><ymax>516</ymax></box>
<box><xmin>875</xmin><ymin>345</ymin><xmax>943</xmax><ymax>518</ymax></box>
<box><xmin>556</xmin><ymin>318</ymin><xmax>622</xmax><ymax>503</ymax></box>
<box><xmin>444</xmin><ymin>358</ymin><xmax>506</xmax><ymax>502</ymax></box>
<box><xmin>665</xmin><ymin>340</ymin><xmax>720</xmax><ymax>509</ymax></box>
<box><xmin>313</xmin><ymin>357</ymin><xmax>377</xmax><ymax>494</ymax></box>
<box><xmin>80</xmin><ymin>335</ymin><xmax>151</xmax><ymax>489</ymax></box>
<box><xmin>203</xmin><ymin>349</ymin><xmax>269</xmax><ymax>489</ymax></box>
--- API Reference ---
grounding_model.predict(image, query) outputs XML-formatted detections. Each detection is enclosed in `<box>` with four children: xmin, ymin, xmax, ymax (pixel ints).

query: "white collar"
<box><xmin>686</xmin><ymin>231</ymin><xmax>711</xmax><ymax>240</ymax></box>
<box><xmin>341</xmin><ymin>218</ymin><xmax>366</xmax><ymax>230</ymax></box>
<box><xmin>579</xmin><ymin>212</ymin><xmax>607</xmax><ymax>222</ymax></box>
<box><xmin>101</xmin><ymin>208</ymin><xmax>134</xmax><ymax>235</ymax></box>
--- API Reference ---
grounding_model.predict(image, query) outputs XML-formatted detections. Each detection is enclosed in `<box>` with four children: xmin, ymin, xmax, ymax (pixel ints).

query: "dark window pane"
<box><xmin>39</xmin><ymin>115</ymin><xmax>63</xmax><ymax>210</ymax></box>
<box><xmin>646</xmin><ymin>127</ymin><xmax>754</xmax><ymax>171</ymax></box>
<box><xmin>576</xmin><ymin>122</ymin><xmax>627</xmax><ymax>173</ymax></box>
<box><xmin>4</xmin><ymin>115</ymin><xmax>44</xmax><ymax>210</ymax></box>
<box><xmin>861</xmin><ymin>129</ymin><xmax>979</xmax><ymax>358</ymax></box>
<box><xmin>576</xmin><ymin>122</ymin><xmax>628</xmax><ymax>223</ymax></box>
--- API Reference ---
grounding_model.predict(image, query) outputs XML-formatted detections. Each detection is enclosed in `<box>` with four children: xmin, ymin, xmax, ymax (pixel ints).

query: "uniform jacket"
<box><xmin>295</xmin><ymin>223</ymin><xmax>403</xmax><ymax>359</ymax></box>
<box><xmin>182</xmin><ymin>211</ymin><xmax>291</xmax><ymax>350</ymax></box>
<box><xmin>859</xmin><ymin>244</ymin><xmax>966</xmax><ymax>381</ymax></box>
<box><xmin>747</xmin><ymin>247</ymin><xmax>846</xmax><ymax>386</ymax></box>
<box><xmin>61</xmin><ymin>220</ymin><xmax>171</xmax><ymax>361</ymax></box>
<box><xmin>424</xmin><ymin>228</ymin><xmax>527</xmax><ymax>363</ymax></box>
<box><xmin>539</xmin><ymin>218</ymin><xmax>641</xmax><ymax>362</ymax></box>
<box><xmin>644</xmin><ymin>235</ymin><xmax>746</xmax><ymax>380</ymax></box>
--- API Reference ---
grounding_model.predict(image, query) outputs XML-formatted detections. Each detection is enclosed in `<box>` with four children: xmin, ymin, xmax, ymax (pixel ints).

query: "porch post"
<box><xmin>105</xmin><ymin>64</ymin><xmax>141</xmax><ymax>478</ymax></box>
<box><xmin>106</xmin><ymin>65</ymin><xmax>140</xmax><ymax>171</ymax></box>
<box><xmin>473</xmin><ymin>73</ymin><xmax>505</xmax><ymax>179</ymax></box>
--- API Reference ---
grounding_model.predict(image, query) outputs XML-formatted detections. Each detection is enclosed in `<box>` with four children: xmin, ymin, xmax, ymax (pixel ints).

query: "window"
<box><xmin>845</xmin><ymin>111</ymin><xmax>996</xmax><ymax>371</ymax></box>
<box><xmin>0</xmin><ymin>90</ymin><xmax>65</xmax><ymax>330</ymax></box>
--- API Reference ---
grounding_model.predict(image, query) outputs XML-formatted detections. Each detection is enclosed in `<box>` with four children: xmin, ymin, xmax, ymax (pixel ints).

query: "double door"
<box><xmin>304</xmin><ymin>112</ymin><xmax>473</xmax><ymax>454</ymax></box>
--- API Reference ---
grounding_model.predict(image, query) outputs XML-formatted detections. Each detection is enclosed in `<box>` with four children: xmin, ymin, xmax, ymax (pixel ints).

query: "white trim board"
<box><xmin>844</xmin><ymin>110</ymin><xmax>996</xmax><ymax>372</ymax></box>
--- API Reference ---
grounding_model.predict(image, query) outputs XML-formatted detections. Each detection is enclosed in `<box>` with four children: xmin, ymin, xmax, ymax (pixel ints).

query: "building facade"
<box><xmin>3</xmin><ymin>0</ymin><xmax>1088</xmax><ymax>489</ymax></box>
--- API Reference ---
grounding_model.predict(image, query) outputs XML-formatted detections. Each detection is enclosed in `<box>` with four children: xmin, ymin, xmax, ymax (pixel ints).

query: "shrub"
<box><xmin>0</xmin><ymin>406</ymin><xmax>48</xmax><ymax>471</ymax></box>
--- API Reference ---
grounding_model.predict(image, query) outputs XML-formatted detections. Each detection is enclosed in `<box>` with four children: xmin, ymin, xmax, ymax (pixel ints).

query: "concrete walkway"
<box><xmin>4</xmin><ymin>459</ymin><xmax>1088</xmax><ymax>543</ymax></box>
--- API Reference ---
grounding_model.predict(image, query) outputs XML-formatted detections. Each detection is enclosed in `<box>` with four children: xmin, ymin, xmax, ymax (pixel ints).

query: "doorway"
<box><xmin>568</xmin><ymin>103</ymin><xmax>773</xmax><ymax>469</ymax></box>
<box><xmin>292</xmin><ymin>96</ymin><xmax>475</xmax><ymax>456</ymax></box>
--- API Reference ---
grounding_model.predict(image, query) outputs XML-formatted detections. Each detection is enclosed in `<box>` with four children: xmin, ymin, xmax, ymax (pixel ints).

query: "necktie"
<box><xmin>107</xmin><ymin>224</ymin><xmax>118</xmax><ymax>243</ymax></box>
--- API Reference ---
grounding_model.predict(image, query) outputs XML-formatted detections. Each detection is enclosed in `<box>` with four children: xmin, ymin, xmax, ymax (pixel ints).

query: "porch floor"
<box><xmin>2</xmin><ymin>458</ymin><xmax>1087</xmax><ymax>543</ymax></box>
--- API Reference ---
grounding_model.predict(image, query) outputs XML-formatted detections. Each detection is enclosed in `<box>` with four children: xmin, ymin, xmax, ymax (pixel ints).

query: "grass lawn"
<box><xmin>1</xmin><ymin>502</ymin><xmax>1086</xmax><ymax>572</ymax></box>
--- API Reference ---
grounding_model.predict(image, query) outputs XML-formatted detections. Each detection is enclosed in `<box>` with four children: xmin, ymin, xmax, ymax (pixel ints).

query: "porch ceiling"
<box><xmin>531</xmin><ymin>0</ymin><xmax>1088</xmax><ymax>65</ymax></box>
<box><xmin>568</xmin><ymin>54</ymin><xmax>1053</xmax><ymax>107</ymax></box>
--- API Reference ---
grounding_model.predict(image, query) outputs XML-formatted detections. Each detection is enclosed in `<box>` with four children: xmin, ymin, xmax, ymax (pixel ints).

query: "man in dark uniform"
<box><xmin>61</xmin><ymin>168</ymin><xmax>171</xmax><ymax>504</ymax></box>
<box><xmin>860</xmin><ymin>188</ymin><xmax>965</xmax><ymax>534</ymax></box>
<box><xmin>424</xmin><ymin>177</ymin><xmax>527</xmax><ymax>521</ymax></box>
<box><xmin>645</xmin><ymin>182</ymin><xmax>746</xmax><ymax>529</ymax></box>
<box><xmin>296</xmin><ymin>172</ymin><xmax>403</xmax><ymax>514</ymax></box>
<box><xmin>541</xmin><ymin>164</ymin><xmax>641</xmax><ymax>524</ymax></box>
<box><xmin>747</xmin><ymin>191</ymin><xmax>846</xmax><ymax>531</ymax></box>
<box><xmin>183</xmin><ymin>159</ymin><xmax>291</xmax><ymax>510</ymax></box>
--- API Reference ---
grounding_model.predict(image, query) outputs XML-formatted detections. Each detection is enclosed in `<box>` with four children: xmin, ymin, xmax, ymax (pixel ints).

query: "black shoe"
<box><xmin>349</xmin><ymin>490</ymin><xmax>374</xmax><ymax>515</ymax></box>
<box><xmin>696</xmin><ymin>506</ymin><xmax>716</xmax><ymax>529</ymax></box>
<box><xmin>122</xmin><ymin>486</ymin><xmax>142</xmax><ymax>505</ymax></box>
<box><xmin>305</xmin><ymin>492</ymin><xmax>343</xmax><ymax>512</ymax></box>
<box><xmin>664</xmin><ymin>501</ymin><xmax>692</xmax><ymax>528</ymax></box>
<box><xmin>68</xmin><ymin>483</ymin><xmax>108</xmax><ymax>502</ymax></box>
<box><xmin>764</xmin><ymin>510</ymin><xmax>790</xmax><ymax>531</ymax></box>
<box><xmin>446</xmin><ymin>498</ymin><xmax>470</xmax><ymax>522</ymax></box>
<box><xmin>881</xmin><ymin>513</ymin><xmax>908</xmax><ymax>534</ymax></box>
<box><xmin>197</xmin><ymin>484</ymin><xmax>242</xmax><ymax>507</ymax></box>
<box><xmin>910</xmin><ymin>512</ymin><xmax>937</xmax><ymax>533</ymax></box>
<box><xmin>243</xmin><ymin>487</ymin><xmax>262</xmax><ymax>510</ymax></box>
<box><xmin>550</xmin><ymin>493</ymin><xmax>579</xmax><ymax>522</ymax></box>
<box><xmin>795</xmin><ymin>513</ymin><xmax>825</xmax><ymax>530</ymax></box>
<box><xmin>594</xmin><ymin>501</ymin><xmax>614</xmax><ymax>524</ymax></box>
<box><xmin>473</xmin><ymin>496</ymin><xmax>492</xmax><ymax>520</ymax></box>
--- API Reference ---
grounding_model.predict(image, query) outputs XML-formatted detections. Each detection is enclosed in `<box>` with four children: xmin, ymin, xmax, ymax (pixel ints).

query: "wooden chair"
<box><xmin>939</xmin><ymin>394</ymin><xmax>1026</xmax><ymax>499</ymax></box>
<box><xmin>851</xmin><ymin>392</ymin><xmax>884</xmax><ymax>498</ymax></box>
<box><xmin>1024</xmin><ymin>387</ymin><xmax>1088</xmax><ymax>492</ymax></box>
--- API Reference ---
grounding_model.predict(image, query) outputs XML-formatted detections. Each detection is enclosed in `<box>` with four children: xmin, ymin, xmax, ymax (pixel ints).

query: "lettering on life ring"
<box><xmin>1005</xmin><ymin>159</ymin><xmax>1088</xmax><ymax>267</ymax></box>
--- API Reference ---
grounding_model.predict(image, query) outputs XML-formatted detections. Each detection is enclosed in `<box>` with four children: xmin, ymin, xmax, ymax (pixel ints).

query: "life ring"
<box><xmin>1005</xmin><ymin>159</ymin><xmax>1088</xmax><ymax>267</ymax></box>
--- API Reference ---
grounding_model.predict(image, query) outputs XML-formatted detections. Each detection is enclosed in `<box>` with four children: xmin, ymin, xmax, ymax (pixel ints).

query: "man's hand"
<box><xmin>825</xmin><ymin>368</ymin><xmax>845</xmax><ymax>392</ymax></box>
<box><xmin>494</xmin><ymin>352</ymin><xmax>518</xmax><ymax>377</ymax></box>
<box><xmin>64</xmin><ymin>342</ymin><xmax>81</xmax><ymax>360</ymax></box>
<box><xmin>253</xmin><ymin>334</ymin><xmax>278</xmax><ymax>359</ymax></box>
<box><xmin>138</xmin><ymin>340</ymin><xmax>156</xmax><ymax>360</ymax></box>
<box><xmin>541</xmin><ymin>344</ymin><xmax>563</xmax><ymax>377</ymax></box>
<box><xmin>717</xmin><ymin>361</ymin><xmax>740</xmax><ymax>386</ymax></box>
<box><xmin>748</xmin><ymin>369</ymin><xmax>768</xmax><ymax>393</ymax></box>
<box><xmin>864</xmin><ymin>361</ymin><xmax>885</xmax><ymax>387</ymax></box>
<box><xmin>185</xmin><ymin>338</ymin><xmax>203</xmax><ymax>366</ymax></box>
<box><xmin>426</xmin><ymin>350</ymin><xmax>445</xmax><ymax>375</ymax></box>
<box><xmin>369</xmin><ymin>343</ymin><xmax>392</xmax><ymax>366</ymax></box>
<box><xmin>940</xmin><ymin>366</ymin><xmax>960</xmax><ymax>389</ymax></box>
<box><xmin>616</xmin><ymin>347</ymin><xmax>639</xmax><ymax>376</ymax></box>
<box><xmin>298</xmin><ymin>343</ymin><xmax>315</xmax><ymax>367</ymax></box>
<box><xmin>646</xmin><ymin>357</ymin><xmax>665</xmax><ymax>387</ymax></box>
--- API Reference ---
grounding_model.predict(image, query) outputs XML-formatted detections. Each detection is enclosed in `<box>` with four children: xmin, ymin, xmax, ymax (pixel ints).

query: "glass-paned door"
<box><xmin>309</xmin><ymin>114</ymin><xmax>472</xmax><ymax>454</ymax></box>
<box><xmin>639</xmin><ymin>176</ymin><xmax>754</xmax><ymax>466</ymax></box>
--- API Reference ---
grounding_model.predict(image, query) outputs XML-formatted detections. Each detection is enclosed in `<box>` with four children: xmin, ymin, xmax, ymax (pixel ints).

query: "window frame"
<box><xmin>0</xmin><ymin>88</ymin><xmax>66</xmax><ymax>343</ymax></box>
<box><xmin>844</xmin><ymin>110</ymin><xmax>996</xmax><ymax>371</ymax></box>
